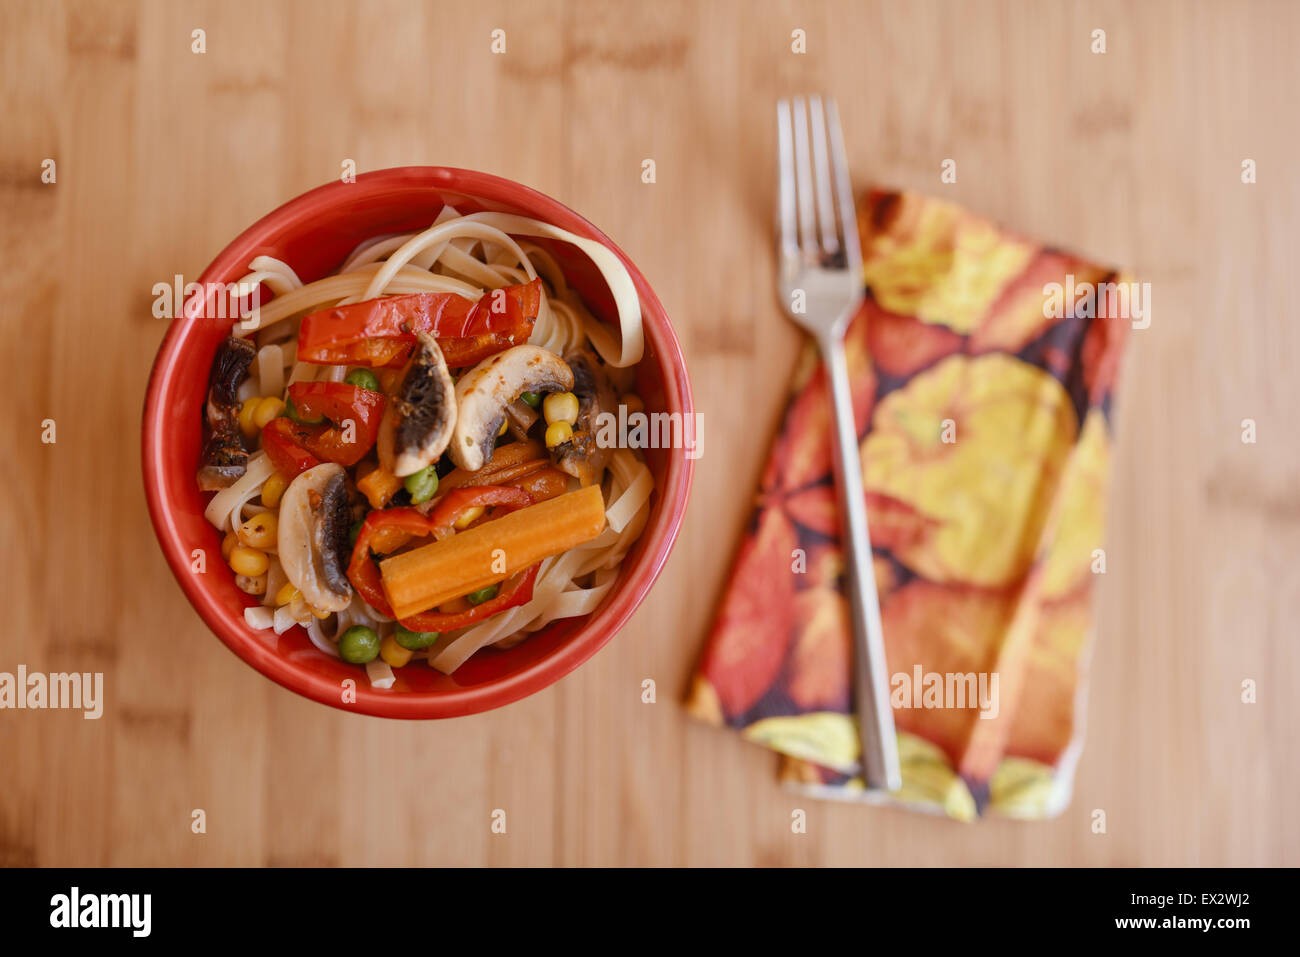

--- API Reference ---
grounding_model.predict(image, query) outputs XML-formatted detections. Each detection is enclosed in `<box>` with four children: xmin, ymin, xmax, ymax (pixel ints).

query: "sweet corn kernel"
<box><xmin>453</xmin><ymin>505</ymin><xmax>485</xmax><ymax>530</ymax></box>
<box><xmin>237</xmin><ymin>513</ymin><xmax>277</xmax><ymax>550</ymax></box>
<box><xmin>543</xmin><ymin>391</ymin><xmax>580</xmax><ymax>426</ymax></box>
<box><xmin>620</xmin><ymin>393</ymin><xmax>645</xmax><ymax>416</ymax></box>
<box><xmin>261</xmin><ymin>472</ymin><xmax>288</xmax><ymax>508</ymax></box>
<box><xmin>237</xmin><ymin>398</ymin><xmax>260</xmax><ymax>438</ymax></box>
<box><xmin>252</xmin><ymin>396</ymin><xmax>285</xmax><ymax>429</ymax></box>
<box><xmin>288</xmin><ymin>596</ymin><xmax>312</xmax><ymax>623</ymax></box>
<box><xmin>274</xmin><ymin>583</ymin><xmax>301</xmax><ymax>607</ymax></box>
<box><xmin>545</xmin><ymin>420</ymin><xmax>573</xmax><ymax>449</ymax></box>
<box><xmin>498</xmin><ymin>418</ymin><xmax>509</xmax><ymax>436</ymax></box>
<box><xmin>309</xmin><ymin>604</ymin><xmax>332</xmax><ymax>620</ymax></box>
<box><xmin>379</xmin><ymin>633</ymin><xmax>413</xmax><ymax>668</ymax></box>
<box><xmin>229</xmin><ymin>545</ymin><xmax>269</xmax><ymax>577</ymax></box>
<box><xmin>221</xmin><ymin>530</ymin><xmax>238</xmax><ymax>561</ymax></box>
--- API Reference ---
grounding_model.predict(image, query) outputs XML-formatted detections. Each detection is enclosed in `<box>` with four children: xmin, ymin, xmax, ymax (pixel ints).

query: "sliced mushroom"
<box><xmin>449</xmin><ymin>345</ymin><xmax>574</xmax><ymax>472</ymax></box>
<box><xmin>503</xmin><ymin>397</ymin><xmax>540</xmax><ymax>440</ymax></box>
<box><xmin>377</xmin><ymin>330</ymin><xmax>458</xmax><ymax>477</ymax></box>
<box><xmin>197</xmin><ymin>336</ymin><xmax>256</xmax><ymax>490</ymax></box>
<box><xmin>277</xmin><ymin>463</ymin><xmax>353</xmax><ymax>614</ymax></box>
<box><xmin>550</xmin><ymin>348</ymin><xmax>616</xmax><ymax>486</ymax></box>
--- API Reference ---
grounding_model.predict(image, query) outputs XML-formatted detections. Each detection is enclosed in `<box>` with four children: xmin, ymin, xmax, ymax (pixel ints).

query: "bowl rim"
<box><xmin>142</xmin><ymin>166</ymin><xmax>694</xmax><ymax>719</ymax></box>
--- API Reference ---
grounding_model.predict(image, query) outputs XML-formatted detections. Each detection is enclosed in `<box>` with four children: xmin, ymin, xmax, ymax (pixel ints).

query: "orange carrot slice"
<box><xmin>438</xmin><ymin>439</ymin><xmax>545</xmax><ymax>491</ymax></box>
<box><xmin>379</xmin><ymin>484</ymin><xmax>606</xmax><ymax>619</ymax></box>
<box><xmin>357</xmin><ymin>464</ymin><xmax>404</xmax><ymax>509</ymax></box>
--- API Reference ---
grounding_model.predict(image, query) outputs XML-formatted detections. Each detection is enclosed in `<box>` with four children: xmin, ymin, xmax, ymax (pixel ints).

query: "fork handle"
<box><xmin>818</xmin><ymin>329</ymin><xmax>902</xmax><ymax>792</ymax></box>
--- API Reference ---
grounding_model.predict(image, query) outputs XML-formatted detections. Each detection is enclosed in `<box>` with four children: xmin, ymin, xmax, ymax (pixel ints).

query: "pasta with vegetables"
<box><xmin>197</xmin><ymin>208</ymin><xmax>654</xmax><ymax>686</ymax></box>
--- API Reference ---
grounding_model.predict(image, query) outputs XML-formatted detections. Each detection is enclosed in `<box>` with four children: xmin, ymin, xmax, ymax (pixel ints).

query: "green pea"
<box><xmin>345</xmin><ymin>368</ymin><xmax>381</xmax><ymax>392</ymax></box>
<box><xmin>520</xmin><ymin>391</ymin><xmax>541</xmax><ymax>408</ymax></box>
<box><xmin>339</xmin><ymin>625</ymin><xmax>380</xmax><ymax>664</ymax></box>
<box><xmin>394</xmin><ymin>623</ymin><xmax>440</xmax><ymax>650</ymax></box>
<box><xmin>404</xmin><ymin>465</ymin><xmax>439</xmax><ymax>504</ymax></box>
<box><xmin>286</xmin><ymin>397</ymin><xmax>324</xmax><ymax>425</ymax></box>
<box><xmin>465</xmin><ymin>584</ymin><xmax>499</xmax><ymax>606</ymax></box>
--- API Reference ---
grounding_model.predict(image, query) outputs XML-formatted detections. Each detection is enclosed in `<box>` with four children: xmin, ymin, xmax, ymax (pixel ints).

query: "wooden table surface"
<box><xmin>2</xmin><ymin>0</ymin><xmax>1296</xmax><ymax>867</ymax></box>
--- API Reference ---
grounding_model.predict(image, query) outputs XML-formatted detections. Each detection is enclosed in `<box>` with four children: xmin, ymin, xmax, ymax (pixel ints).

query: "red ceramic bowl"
<box><xmin>143</xmin><ymin>167</ymin><xmax>693</xmax><ymax>718</ymax></box>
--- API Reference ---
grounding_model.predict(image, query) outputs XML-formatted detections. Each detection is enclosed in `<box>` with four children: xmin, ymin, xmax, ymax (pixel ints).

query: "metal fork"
<box><xmin>776</xmin><ymin>95</ymin><xmax>901</xmax><ymax>792</ymax></box>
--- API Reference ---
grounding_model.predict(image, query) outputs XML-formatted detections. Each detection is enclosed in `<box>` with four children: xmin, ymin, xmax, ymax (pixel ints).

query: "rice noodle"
<box><xmin>365</xmin><ymin>660</ymin><xmax>396</xmax><ymax>689</ymax></box>
<box><xmin>254</xmin><ymin>343</ymin><xmax>284</xmax><ymax>398</ymax></box>
<box><xmin>204</xmin><ymin>452</ymin><xmax>274</xmax><ymax>531</ymax></box>
<box><xmin>272</xmin><ymin>605</ymin><xmax>299</xmax><ymax>635</ymax></box>
<box><xmin>244</xmin><ymin>255</ymin><xmax>303</xmax><ymax>295</ymax></box>
<box><xmin>263</xmin><ymin>557</ymin><xmax>287</xmax><ymax>608</ymax></box>
<box><xmin>244</xmin><ymin>606</ymin><xmax>275</xmax><ymax>630</ymax></box>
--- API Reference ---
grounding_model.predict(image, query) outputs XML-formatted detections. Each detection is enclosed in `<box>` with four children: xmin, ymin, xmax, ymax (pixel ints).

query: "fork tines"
<box><xmin>776</xmin><ymin>95</ymin><xmax>861</xmax><ymax>271</ymax></box>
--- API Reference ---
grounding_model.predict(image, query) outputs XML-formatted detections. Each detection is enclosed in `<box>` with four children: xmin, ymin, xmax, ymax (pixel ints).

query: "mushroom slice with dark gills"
<box><xmin>377</xmin><ymin>330</ymin><xmax>457</xmax><ymax>477</ymax></box>
<box><xmin>277</xmin><ymin>463</ymin><xmax>353</xmax><ymax>614</ymax></box>
<box><xmin>196</xmin><ymin>335</ymin><xmax>257</xmax><ymax>491</ymax></box>
<box><xmin>449</xmin><ymin>345</ymin><xmax>574</xmax><ymax>472</ymax></box>
<box><xmin>502</xmin><ymin>396</ymin><xmax>541</xmax><ymax>440</ymax></box>
<box><xmin>550</xmin><ymin>348</ymin><xmax>616</xmax><ymax>487</ymax></box>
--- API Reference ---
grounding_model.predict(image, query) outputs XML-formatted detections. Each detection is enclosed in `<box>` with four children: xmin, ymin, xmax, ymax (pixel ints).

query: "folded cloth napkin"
<box><xmin>686</xmin><ymin>189</ymin><xmax>1131</xmax><ymax>820</ymax></box>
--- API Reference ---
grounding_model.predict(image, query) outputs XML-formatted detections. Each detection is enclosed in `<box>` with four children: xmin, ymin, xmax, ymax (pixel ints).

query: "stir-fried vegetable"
<box><xmin>545</xmin><ymin>421</ymin><xmax>573</xmax><ymax>448</ymax></box>
<box><xmin>439</xmin><ymin>439</ymin><xmax>547</xmax><ymax>491</ymax></box>
<box><xmin>285</xmin><ymin>396</ymin><xmax>324</xmax><ymax>425</ymax></box>
<box><xmin>260</xmin><ymin>472</ymin><xmax>288</xmax><ymax>508</ymax></box>
<box><xmin>427</xmin><ymin>486</ymin><xmax>533</xmax><ymax>539</ymax></box>
<box><xmin>345</xmin><ymin>487</ymin><xmax>537</xmax><ymax>622</ymax></box>
<box><xmin>277</xmin><ymin>463</ymin><xmax>354</xmax><ymax>614</ymax></box>
<box><xmin>346</xmin><ymin>507</ymin><xmax>436</xmax><ymax>618</ymax></box>
<box><xmin>379</xmin><ymin>484</ymin><xmax>606</xmax><ymax>620</ymax></box>
<box><xmin>466</xmin><ymin>585</ymin><xmax>498</xmax><ymax>605</ymax></box>
<box><xmin>261</xmin><ymin>382</ymin><xmax>386</xmax><ymax>476</ymax></box>
<box><xmin>229</xmin><ymin>545</ymin><xmax>269</xmax><ymax>577</ymax></box>
<box><xmin>394</xmin><ymin>623</ymin><xmax>440</xmax><ymax>650</ymax></box>
<box><xmin>295</xmin><ymin>278</ymin><xmax>543</xmax><ymax>368</ymax></box>
<box><xmin>339</xmin><ymin>626</ymin><xmax>380</xmax><ymax>664</ymax></box>
<box><xmin>379</xmin><ymin>633</ymin><xmax>413</xmax><ymax>668</ymax></box>
<box><xmin>403</xmin><ymin>465</ymin><xmax>439</xmax><ymax>504</ymax></box>
<box><xmin>378</xmin><ymin>331</ymin><xmax>457</xmax><ymax>477</ymax></box>
<box><xmin>197</xmin><ymin>336</ymin><xmax>256</xmax><ymax>491</ymax></box>
<box><xmin>542</xmin><ymin>391</ymin><xmax>580</xmax><ymax>426</ymax></box>
<box><xmin>448</xmin><ymin>345</ymin><xmax>574</xmax><ymax>472</ymax></box>
<box><xmin>397</xmin><ymin>565</ymin><xmax>540</xmax><ymax>634</ymax></box>
<box><xmin>261</xmin><ymin>419</ymin><xmax>320</xmax><ymax>477</ymax></box>
<box><xmin>344</xmin><ymin>368</ymin><xmax>381</xmax><ymax>392</ymax></box>
<box><xmin>500</xmin><ymin>466</ymin><xmax>569</xmax><ymax>502</ymax></box>
<box><xmin>356</xmin><ymin>464</ymin><xmax>404</xmax><ymax>509</ymax></box>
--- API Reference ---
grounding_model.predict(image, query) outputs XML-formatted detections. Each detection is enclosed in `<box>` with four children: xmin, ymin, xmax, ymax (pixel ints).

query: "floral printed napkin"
<box><xmin>686</xmin><ymin>189</ymin><xmax>1131</xmax><ymax>820</ymax></box>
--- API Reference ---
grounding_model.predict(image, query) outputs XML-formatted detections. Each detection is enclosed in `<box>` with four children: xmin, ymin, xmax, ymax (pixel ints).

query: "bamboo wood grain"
<box><xmin>0</xmin><ymin>0</ymin><xmax>1295</xmax><ymax>866</ymax></box>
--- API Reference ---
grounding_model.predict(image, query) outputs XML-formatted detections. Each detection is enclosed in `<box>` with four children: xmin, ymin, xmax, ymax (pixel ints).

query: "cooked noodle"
<box><xmin>207</xmin><ymin>208</ymin><xmax>654</xmax><ymax>683</ymax></box>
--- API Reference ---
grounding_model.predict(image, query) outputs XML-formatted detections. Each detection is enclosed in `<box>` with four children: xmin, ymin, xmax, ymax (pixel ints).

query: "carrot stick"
<box><xmin>357</xmin><ymin>464</ymin><xmax>404</xmax><ymax>509</ymax></box>
<box><xmin>379</xmin><ymin>484</ymin><xmax>606</xmax><ymax>619</ymax></box>
<box><xmin>501</xmin><ymin>467</ymin><xmax>570</xmax><ymax>502</ymax></box>
<box><xmin>438</xmin><ymin>439</ymin><xmax>544</xmax><ymax>491</ymax></box>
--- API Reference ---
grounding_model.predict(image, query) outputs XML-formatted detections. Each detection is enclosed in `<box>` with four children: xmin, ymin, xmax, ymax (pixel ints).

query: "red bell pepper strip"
<box><xmin>346</xmin><ymin>486</ymin><xmax>538</xmax><ymax>625</ymax></box>
<box><xmin>288</xmin><ymin>381</ymin><xmax>384</xmax><ymax>425</ymax></box>
<box><xmin>296</xmin><ymin>278</ymin><xmax>543</xmax><ymax>368</ymax></box>
<box><xmin>261</xmin><ymin>417</ymin><xmax>321</xmax><ymax>478</ymax></box>
<box><xmin>427</xmin><ymin>485</ymin><xmax>535</xmax><ymax>538</ymax></box>
<box><xmin>347</xmin><ymin>507</ymin><xmax>433</xmax><ymax>618</ymax></box>
<box><xmin>260</xmin><ymin>382</ymin><xmax>385</xmax><ymax>475</ymax></box>
<box><xmin>397</xmin><ymin>562</ymin><xmax>540</xmax><ymax>633</ymax></box>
